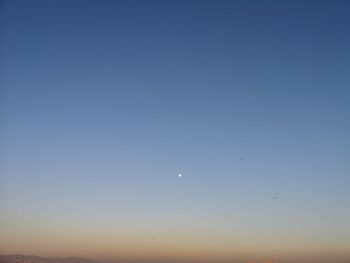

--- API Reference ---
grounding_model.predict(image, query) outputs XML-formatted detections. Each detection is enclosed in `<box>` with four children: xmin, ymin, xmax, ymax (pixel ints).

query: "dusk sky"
<box><xmin>1</xmin><ymin>1</ymin><xmax>350</xmax><ymax>263</ymax></box>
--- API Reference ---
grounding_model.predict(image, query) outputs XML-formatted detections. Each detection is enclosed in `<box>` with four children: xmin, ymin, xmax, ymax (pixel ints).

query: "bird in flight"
<box><xmin>272</xmin><ymin>196</ymin><xmax>278</xmax><ymax>202</ymax></box>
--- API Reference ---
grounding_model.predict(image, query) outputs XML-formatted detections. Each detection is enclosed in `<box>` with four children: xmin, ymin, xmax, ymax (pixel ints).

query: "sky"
<box><xmin>1</xmin><ymin>1</ymin><xmax>350</xmax><ymax>262</ymax></box>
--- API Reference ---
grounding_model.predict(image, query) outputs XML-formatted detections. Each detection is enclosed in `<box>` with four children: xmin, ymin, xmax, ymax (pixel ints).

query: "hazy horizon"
<box><xmin>1</xmin><ymin>1</ymin><xmax>349</xmax><ymax>263</ymax></box>
<box><xmin>1</xmin><ymin>254</ymin><xmax>350</xmax><ymax>263</ymax></box>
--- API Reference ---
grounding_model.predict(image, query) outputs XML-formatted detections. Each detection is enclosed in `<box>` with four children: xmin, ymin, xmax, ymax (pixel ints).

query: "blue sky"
<box><xmin>1</xmin><ymin>1</ymin><xmax>350</xmax><ymax>262</ymax></box>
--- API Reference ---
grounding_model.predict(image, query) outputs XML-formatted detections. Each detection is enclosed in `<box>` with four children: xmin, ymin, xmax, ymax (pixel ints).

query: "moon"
<box><xmin>178</xmin><ymin>173</ymin><xmax>182</xmax><ymax>178</ymax></box>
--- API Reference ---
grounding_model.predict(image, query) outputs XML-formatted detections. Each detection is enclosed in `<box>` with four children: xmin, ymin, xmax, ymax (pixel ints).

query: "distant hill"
<box><xmin>0</xmin><ymin>255</ymin><xmax>98</xmax><ymax>263</ymax></box>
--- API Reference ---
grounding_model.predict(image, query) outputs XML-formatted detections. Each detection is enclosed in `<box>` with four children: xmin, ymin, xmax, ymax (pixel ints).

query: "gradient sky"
<box><xmin>1</xmin><ymin>1</ymin><xmax>350</xmax><ymax>263</ymax></box>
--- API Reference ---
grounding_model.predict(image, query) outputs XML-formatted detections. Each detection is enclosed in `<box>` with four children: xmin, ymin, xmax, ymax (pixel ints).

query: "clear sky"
<box><xmin>1</xmin><ymin>1</ymin><xmax>350</xmax><ymax>263</ymax></box>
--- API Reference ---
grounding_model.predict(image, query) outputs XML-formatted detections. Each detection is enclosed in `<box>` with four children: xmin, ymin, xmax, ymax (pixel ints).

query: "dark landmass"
<box><xmin>0</xmin><ymin>255</ymin><xmax>98</xmax><ymax>263</ymax></box>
